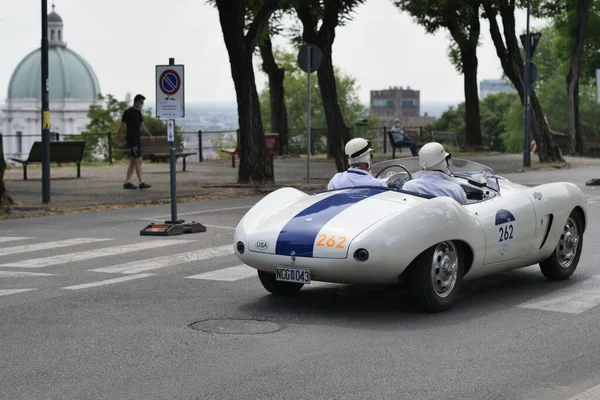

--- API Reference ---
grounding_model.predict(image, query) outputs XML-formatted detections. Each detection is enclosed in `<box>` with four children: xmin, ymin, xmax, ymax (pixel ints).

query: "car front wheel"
<box><xmin>408</xmin><ymin>241</ymin><xmax>464</xmax><ymax>312</ymax></box>
<box><xmin>257</xmin><ymin>270</ymin><xmax>304</xmax><ymax>296</ymax></box>
<box><xmin>539</xmin><ymin>210</ymin><xmax>584</xmax><ymax>280</ymax></box>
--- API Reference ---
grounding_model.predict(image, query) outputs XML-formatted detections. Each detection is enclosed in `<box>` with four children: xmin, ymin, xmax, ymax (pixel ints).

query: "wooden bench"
<box><xmin>141</xmin><ymin>136</ymin><xmax>197</xmax><ymax>171</ymax></box>
<box><xmin>221</xmin><ymin>133</ymin><xmax>279</xmax><ymax>168</ymax></box>
<box><xmin>10</xmin><ymin>140</ymin><xmax>85</xmax><ymax>180</ymax></box>
<box><xmin>387</xmin><ymin>130</ymin><xmax>423</xmax><ymax>158</ymax></box>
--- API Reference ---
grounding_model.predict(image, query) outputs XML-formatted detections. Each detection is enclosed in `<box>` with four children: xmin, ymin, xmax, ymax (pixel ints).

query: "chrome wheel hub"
<box><xmin>431</xmin><ymin>242</ymin><xmax>458</xmax><ymax>298</ymax></box>
<box><xmin>558</xmin><ymin>217</ymin><xmax>579</xmax><ymax>268</ymax></box>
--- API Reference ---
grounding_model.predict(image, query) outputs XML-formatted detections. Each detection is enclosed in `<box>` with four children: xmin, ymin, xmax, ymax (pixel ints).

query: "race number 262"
<box><xmin>498</xmin><ymin>224</ymin><xmax>514</xmax><ymax>242</ymax></box>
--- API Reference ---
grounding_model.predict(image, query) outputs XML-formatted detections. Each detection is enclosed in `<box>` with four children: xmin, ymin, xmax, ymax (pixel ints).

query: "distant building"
<box><xmin>480</xmin><ymin>79</ymin><xmax>517</xmax><ymax>99</ymax></box>
<box><xmin>369</xmin><ymin>86</ymin><xmax>435</xmax><ymax>128</ymax></box>
<box><xmin>1</xmin><ymin>5</ymin><xmax>101</xmax><ymax>159</ymax></box>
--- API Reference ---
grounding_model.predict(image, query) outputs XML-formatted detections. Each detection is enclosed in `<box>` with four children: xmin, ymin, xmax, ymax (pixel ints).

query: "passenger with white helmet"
<box><xmin>401</xmin><ymin>142</ymin><xmax>468</xmax><ymax>205</ymax></box>
<box><xmin>327</xmin><ymin>138</ymin><xmax>388</xmax><ymax>190</ymax></box>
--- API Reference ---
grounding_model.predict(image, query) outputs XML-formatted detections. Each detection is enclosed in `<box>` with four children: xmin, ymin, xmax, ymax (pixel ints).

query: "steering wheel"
<box><xmin>375</xmin><ymin>164</ymin><xmax>413</xmax><ymax>180</ymax></box>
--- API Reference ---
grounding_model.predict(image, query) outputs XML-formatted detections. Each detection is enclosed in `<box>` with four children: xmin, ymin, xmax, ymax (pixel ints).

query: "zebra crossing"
<box><xmin>0</xmin><ymin>235</ymin><xmax>252</xmax><ymax>297</ymax></box>
<box><xmin>1</xmin><ymin>234</ymin><xmax>600</xmax><ymax>316</ymax></box>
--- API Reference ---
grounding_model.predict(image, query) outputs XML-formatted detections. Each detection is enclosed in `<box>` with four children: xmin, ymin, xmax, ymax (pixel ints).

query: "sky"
<box><xmin>0</xmin><ymin>0</ymin><xmax>548</xmax><ymax>108</ymax></box>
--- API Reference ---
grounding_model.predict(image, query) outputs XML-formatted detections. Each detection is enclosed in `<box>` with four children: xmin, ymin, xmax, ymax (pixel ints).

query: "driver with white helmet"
<box><xmin>327</xmin><ymin>138</ymin><xmax>388</xmax><ymax>190</ymax></box>
<box><xmin>401</xmin><ymin>142</ymin><xmax>468</xmax><ymax>205</ymax></box>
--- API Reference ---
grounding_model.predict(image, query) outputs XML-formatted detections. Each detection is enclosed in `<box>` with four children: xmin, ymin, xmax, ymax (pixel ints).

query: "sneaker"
<box><xmin>123</xmin><ymin>182</ymin><xmax>137</xmax><ymax>189</ymax></box>
<box><xmin>139</xmin><ymin>182</ymin><xmax>151</xmax><ymax>189</ymax></box>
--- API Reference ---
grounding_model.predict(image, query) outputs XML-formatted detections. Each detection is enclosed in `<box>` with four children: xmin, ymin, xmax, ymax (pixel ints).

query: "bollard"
<box><xmin>197</xmin><ymin>130</ymin><xmax>203</xmax><ymax>162</ymax></box>
<box><xmin>107</xmin><ymin>132</ymin><xmax>113</xmax><ymax>164</ymax></box>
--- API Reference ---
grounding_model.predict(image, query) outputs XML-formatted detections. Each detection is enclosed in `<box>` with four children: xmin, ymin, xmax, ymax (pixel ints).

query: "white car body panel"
<box><xmin>233</xmin><ymin>157</ymin><xmax>588</xmax><ymax>285</ymax></box>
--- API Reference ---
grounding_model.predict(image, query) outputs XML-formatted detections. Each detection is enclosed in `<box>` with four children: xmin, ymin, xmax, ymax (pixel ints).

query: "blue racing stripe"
<box><xmin>275</xmin><ymin>187</ymin><xmax>385</xmax><ymax>257</ymax></box>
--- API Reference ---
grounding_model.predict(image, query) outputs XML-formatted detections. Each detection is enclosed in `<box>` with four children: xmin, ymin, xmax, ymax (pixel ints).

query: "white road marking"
<box><xmin>62</xmin><ymin>273</ymin><xmax>154</xmax><ymax>290</ymax></box>
<box><xmin>0</xmin><ymin>288</ymin><xmax>36</xmax><ymax>296</ymax></box>
<box><xmin>0</xmin><ymin>271</ymin><xmax>57</xmax><ymax>277</ymax></box>
<box><xmin>203</xmin><ymin>224</ymin><xmax>236</xmax><ymax>231</ymax></box>
<box><xmin>0</xmin><ymin>239</ymin><xmax>194</xmax><ymax>269</ymax></box>
<box><xmin>185</xmin><ymin>265</ymin><xmax>256</xmax><ymax>281</ymax></box>
<box><xmin>0</xmin><ymin>238</ymin><xmax>113</xmax><ymax>257</ymax></box>
<box><xmin>567</xmin><ymin>382</ymin><xmax>600</xmax><ymax>399</ymax></box>
<box><xmin>140</xmin><ymin>205</ymin><xmax>252</xmax><ymax>221</ymax></box>
<box><xmin>517</xmin><ymin>275</ymin><xmax>600</xmax><ymax>314</ymax></box>
<box><xmin>0</xmin><ymin>237</ymin><xmax>34</xmax><ymax>243</ymax></box>
<box><xmin>90</xmin><ymin>245</ymin><xmax>234</xmax><ymax>274</ymax></box>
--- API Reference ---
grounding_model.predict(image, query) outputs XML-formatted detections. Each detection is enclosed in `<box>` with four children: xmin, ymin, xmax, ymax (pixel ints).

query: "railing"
<box><xmin>1</xmin><ymin>125</ymin><xmax>433</xmax><ymax>165</ymax></box>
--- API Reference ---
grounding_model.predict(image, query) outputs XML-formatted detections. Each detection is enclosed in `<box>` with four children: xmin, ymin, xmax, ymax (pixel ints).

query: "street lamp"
<box><xmin>523</xmin><ymin>0</ymin><xmax>532</xmax><ymax>168</ymax></box>
<box><xmin>41</xmin><ymin>0</ymin><xmax>51</xmax><ymax>203</ymax></box>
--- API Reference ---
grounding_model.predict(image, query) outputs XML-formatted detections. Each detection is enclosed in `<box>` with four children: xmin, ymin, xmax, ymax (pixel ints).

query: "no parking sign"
<box><xmin>155</xmin><ymin>64</ymin><xmax>185</xmax><ymax>119</ymax></box>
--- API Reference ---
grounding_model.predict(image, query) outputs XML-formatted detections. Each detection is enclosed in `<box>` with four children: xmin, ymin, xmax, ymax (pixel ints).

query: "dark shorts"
<box><xmin>127</xmin><ymin>137</ymin><xmax>142</xmax><ymax>159</ymax></box>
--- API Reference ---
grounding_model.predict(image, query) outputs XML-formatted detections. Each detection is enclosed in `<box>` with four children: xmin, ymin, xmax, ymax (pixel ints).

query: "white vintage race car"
<box><xmin>232</xmin><ymin>157</ymin><xmax>588</xmax><ymax>312</ymax></box>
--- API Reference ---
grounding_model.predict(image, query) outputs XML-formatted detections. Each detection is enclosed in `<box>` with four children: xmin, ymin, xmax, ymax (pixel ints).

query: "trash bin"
<box><xmin>353</xmin><ymin>118</ymin><xmax>369</xmax><ymax>139</ymax></box>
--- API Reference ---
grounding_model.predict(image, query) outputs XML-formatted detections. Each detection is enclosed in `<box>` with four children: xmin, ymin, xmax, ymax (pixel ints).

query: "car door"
<box><xmin>465</xmin><ymin>191</ymin><xmax>537</xmax><ymax>265</ymax></box>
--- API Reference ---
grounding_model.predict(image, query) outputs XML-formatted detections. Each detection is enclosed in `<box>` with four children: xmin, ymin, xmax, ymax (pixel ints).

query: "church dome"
<box><xmin>6</xmin><ymin>6</ymin><xmax>100</xmax><ymax>102</ymax></box>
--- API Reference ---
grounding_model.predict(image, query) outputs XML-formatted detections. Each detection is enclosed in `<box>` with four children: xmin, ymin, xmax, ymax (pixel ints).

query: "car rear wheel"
<box><xmin>539</xmin><ymin>210</ymin><xmax>584</xmax><ymax>280</ymax></box>
<box><xmin>257</xmin><ymin>270</ymin><xmax>304</xmax><ymax>296</ymax></box>
<box><xmin>408</xmin><ymin>241</ymin><xmax>464</xmax><ymax>312</ymax></box>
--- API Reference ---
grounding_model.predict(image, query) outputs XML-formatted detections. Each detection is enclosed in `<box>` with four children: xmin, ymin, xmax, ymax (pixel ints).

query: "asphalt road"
<box><xmin>1</xmin><ymin>168</ymin><xmax>600</xmax><ymax>400</ymax></box>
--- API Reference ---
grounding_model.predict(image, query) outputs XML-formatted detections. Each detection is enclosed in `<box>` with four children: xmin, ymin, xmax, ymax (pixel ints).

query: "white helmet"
<box><xmin>345</xmin><ymin>138</ymin><xmax>374</xmax><ymax>168</ymax></box>
<box><xmin>419</xmin><ymin>142</ymin><xmax>451</xmax><ymax>173</ymax></box>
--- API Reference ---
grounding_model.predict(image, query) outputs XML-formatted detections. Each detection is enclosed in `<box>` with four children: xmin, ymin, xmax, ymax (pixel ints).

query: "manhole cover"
<box><xmin>190</xmin><ymin>318</ymin><xmax>282</xmax><ymax>335</ymax></box>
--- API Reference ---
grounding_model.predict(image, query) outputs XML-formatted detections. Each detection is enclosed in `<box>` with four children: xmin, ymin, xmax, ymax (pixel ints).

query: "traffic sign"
<box><xmin>167</xmin><ymin>119</ymin><xmax>175</xmax><ymax>142</ymax></box>
<box><xmin>297</xmin><ymin>44</ymin><xmax>323</xmax><ymax>73</ymax></box>
<box><xmin>520</xmin><ymin>32</ymin><xmax>542</xmax><ymax>57</ymax></box>
<box><xmin>156</xmin><ymin>64</ymin><xmax>185</xmax><ymax>119</ymax></box>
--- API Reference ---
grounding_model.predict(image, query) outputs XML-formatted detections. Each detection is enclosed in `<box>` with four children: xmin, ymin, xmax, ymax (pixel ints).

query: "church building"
<box><xmin>1</xmin><ymin>5</ymin><xmax>102</xmax><ymax>159</ymax></box>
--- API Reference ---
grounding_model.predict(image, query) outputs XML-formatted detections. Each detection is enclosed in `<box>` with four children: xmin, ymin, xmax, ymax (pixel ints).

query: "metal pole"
<box><xmin>306</xmin><ymin>45</ymin><xmax>311</xmax><ymax>185</ymax></box>
<box><xmin>168</xmin><ymin>57</ymin><xmax>178</xmax><ymax>223</ymax></box>
<box><xmin>523</xmin><ymin>0</ymin><xmax>532</xmax><ymax>168</ymax></box>
<box><xmin>41</xmin><ymin>0</ymin><xmax>51</xmax><ymax>203</ymax></box>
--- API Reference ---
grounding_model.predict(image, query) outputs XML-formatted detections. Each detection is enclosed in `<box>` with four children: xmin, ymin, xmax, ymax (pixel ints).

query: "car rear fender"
<box><xmin>348</xmin><ymin>196</ymin><xmax>486</xmax><ymax>277</ymax></box>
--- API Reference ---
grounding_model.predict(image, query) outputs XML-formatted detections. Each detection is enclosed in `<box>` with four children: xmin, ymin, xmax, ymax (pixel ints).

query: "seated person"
<box><xmin>390</xmin><ymin>118</ymin><xmax>418</xmax><ymax>157</ymax></box>
<box><xmin>328</xmin><ymin>138</ymin><xmax>388</xmax><ymax>190</ymax></box>
<box><xmin>402</xmin><ymin>142</ymin><xmax>468</xmax><ymax>205</ymax></box>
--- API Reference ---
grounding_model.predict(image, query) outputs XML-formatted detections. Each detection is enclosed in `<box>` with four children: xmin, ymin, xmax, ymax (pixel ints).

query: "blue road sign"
<box><xmin>159</xmin><ymin>69</ymin><xmax>180</xmax><ymax>96</ymax></box>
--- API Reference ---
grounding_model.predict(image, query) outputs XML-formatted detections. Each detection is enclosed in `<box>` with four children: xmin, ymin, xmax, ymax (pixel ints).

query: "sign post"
<box><xmin>41</xmin><ymin>0</ymin><xmax>51</xmax><ymax>204</ymax></box>
<box><xmin>140</xmin><ymin>58</ymin><xmax>205</xmax><ymax>236</ymax></box>
<box><xmin>520</xmin><ymin>0</ymin><xmax>540</xmax><ymax>168</ymax></box>
<box><xmin>297</xmin><ymin>44</ymin><xmax>323</xmax><ymax>185</ymax></box>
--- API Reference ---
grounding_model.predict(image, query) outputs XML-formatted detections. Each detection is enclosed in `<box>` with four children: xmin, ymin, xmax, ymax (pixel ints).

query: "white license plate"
<box><xmin>275</xmin><ymin>266</ymin><xmax>311</xmax><ymax>284</ymax></box>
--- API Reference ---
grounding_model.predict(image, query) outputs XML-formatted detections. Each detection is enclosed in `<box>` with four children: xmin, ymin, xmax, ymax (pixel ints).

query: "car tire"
<box><xmin>257</xmin><ymin>270</ymin><xmax>304</xmax><ymax>296</ymax></box>
<box><xmin>408</xmin><ymin>241</ymin><xmax>464</xmax><ymax>313</ymax></box>
<box><xmin>539</xmin><ymin>210</ymin><xmax>584</xmax><ymax>281</ymax></box>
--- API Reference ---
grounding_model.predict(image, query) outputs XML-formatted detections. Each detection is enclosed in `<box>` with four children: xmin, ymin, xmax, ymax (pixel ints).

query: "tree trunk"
<box><xmin>0</xmin><ymin>135</ymin><xmax>14</xmax><ymax>211</ymax></box>
<box><xmin>461</xmin><ymin>48</ymin><xmax>482</xmax><ymax>149</ymax></box>
<box><xmin>483</xmin><ymin>0</ymin><xmax>563</xmax><ymax>163</ymax></box>
<box><xmin>230</xmin><ymin>49</ymin><xmax>274</xmax><ymax>183</ymax></box>
<box><xmin>215</xmin><ymin>0</ymin><xmax>278</xmax><ymax>183</ymax></box>
<box><xmin>566</xmin><ymin>0</ymin><xmax>588</xmax><ymax>156</ymax></box>
<box><xmin>296</xmin><ymin>1</ymin><xmax>351</xmax><ymax>172</ymax></box>
<box><xmin>316</xmin><ymin>39</ymin><xmax>351</xmax><ymax>172</ymax></box>
<box><xmin>258</xmin><ymin>37</ymin><xmax>289</xmax><ymax>156</ymax></box>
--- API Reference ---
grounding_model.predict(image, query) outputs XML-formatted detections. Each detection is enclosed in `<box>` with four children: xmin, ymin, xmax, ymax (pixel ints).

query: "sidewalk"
<box><xmin>2</xmin><ymin>151</ymin><xmax>599</xmax><ymax>217</ymax></box>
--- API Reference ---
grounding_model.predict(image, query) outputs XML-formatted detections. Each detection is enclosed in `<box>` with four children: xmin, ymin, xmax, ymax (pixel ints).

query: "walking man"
<box><xmin>115</xmin><ymin>94</ymin><xmax>155</xmax><ymax>189</ymax></box>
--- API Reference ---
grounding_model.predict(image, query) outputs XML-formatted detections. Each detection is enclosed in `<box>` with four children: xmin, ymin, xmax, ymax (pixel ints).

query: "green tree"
<box><xmin>293</xmin><ymin>0</ymin><xmax>367</xmax><ymax>172</ymax></box>
<box><xmin>210</xmin><ymin>0</ymin><xmax>282</xmax><ymax>184</ymax></box>
<box><xmin>255</xmin><ymin>7</ymin><xmax>294</xmax><ymax>155</ymax></box>
<box><xmin>258</xmin><ymin>48</ymin><xmax>378</xmax><ymax>153</ymax></box>
<box><xmin>534</xmin><ymin>0</ymin><xmax>600</xmax><ymax>155</ymax></box>
<box><xmin>481</xmin><ymin>0</ymin><xmax>563</xmax><ymax>162</ymax></box>
<box><xmin>393</xmin><ymin>0</ymin><xmax>483</xmax><ymax>149</ymax></box>
<box><xmin>81</xmin><ymin>93</ymin><xmax>180</xmax><ymax>161</ymax></box>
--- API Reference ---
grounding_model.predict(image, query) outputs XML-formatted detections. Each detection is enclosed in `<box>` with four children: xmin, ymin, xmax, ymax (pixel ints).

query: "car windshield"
<box><xmin>371</xmin><ymin>157</ymin><xmax>501</xmax><ymax>193</ymax></box>
<box><xmin>371</xmin><ymin>157</ymin><xmax>495</xmax><ymax>175</ymax></box>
